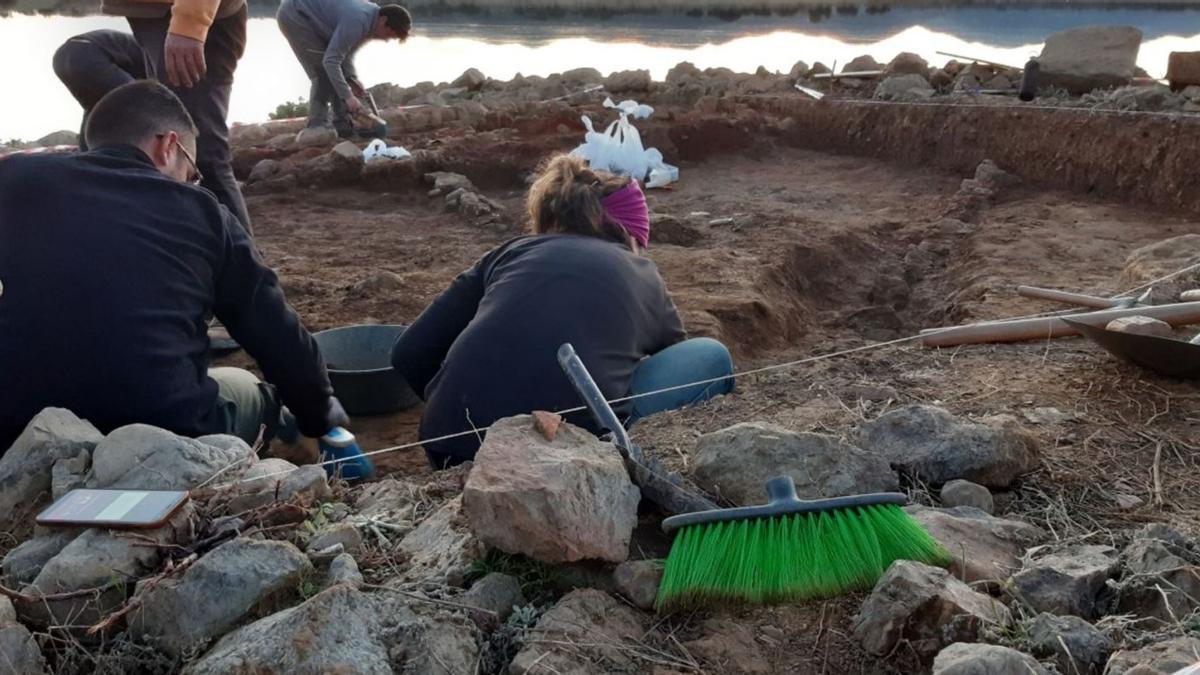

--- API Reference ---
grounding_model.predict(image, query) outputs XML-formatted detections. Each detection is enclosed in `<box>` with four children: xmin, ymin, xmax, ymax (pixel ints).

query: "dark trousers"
<box><xmin>129</xmin><ymin>7</ymin><xmax>252</xmax><ymax>233</ymax></box>
<box><xmin>52</xmin><ymin>31</ymin><xmax>147</xmax><ymax>151</ymax></box>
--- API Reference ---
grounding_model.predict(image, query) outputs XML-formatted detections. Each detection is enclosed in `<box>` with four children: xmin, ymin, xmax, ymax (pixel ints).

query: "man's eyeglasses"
<box><xmin>157</xmin><ymin>134</ymin><xmax>203</xmax><ymax>184</ymax></box>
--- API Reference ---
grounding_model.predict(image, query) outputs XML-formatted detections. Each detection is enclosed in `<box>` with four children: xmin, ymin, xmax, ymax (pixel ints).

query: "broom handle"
<box><xmin>556</xmin><ymin>343</ymin><xmax>635</xmax><ymax>455</ymax></box>
<box><xmin>557</xmin><ymin>343</ymin><xmax>719</xmax><ymax>515</ymax></box>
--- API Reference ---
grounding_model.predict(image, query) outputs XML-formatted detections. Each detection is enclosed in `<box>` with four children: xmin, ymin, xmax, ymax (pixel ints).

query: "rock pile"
<box><xmin>2</xmin><ymin>400</ymin><xmax>1197</xmax><ymax>674</ymax></box>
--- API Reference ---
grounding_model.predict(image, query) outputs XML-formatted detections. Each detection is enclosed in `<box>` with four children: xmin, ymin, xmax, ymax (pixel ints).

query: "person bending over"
<box><xmin>0</xmin><ymin>81</ymin><xmax>347</xmax><ymax>456</ymax></box>
<box><xmin>391</xmin><ymin>154</ymin><xmax>735</xmax><ymax>468</ymax></box>
<box><xmin>277</xmin><ymin>0</ymin><xmax>411</xmax><ymax>138</ymax></box>
<box><xmin>52</xmin><ymin>30</ymin><xmax>148</xmax><ymax>151</ymax></box>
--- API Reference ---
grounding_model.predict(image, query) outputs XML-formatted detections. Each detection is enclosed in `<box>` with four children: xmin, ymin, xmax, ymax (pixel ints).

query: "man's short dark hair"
<box><xmin>85</xmin><ymin>80</ymin><xmax>198</xmax><ymax>149</ymax></box>
<box><xmin>379</xmin><ymin>5</ymin><xmax>411</xmax><ymax>37</ymax></box>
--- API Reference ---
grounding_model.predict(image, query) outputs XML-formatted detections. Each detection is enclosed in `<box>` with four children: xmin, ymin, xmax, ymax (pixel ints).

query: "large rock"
<box><xmin>0</xmin><ymin>408</ymin><xmax>104</xmax><ymax>527</ymax></box>
<box><xmin>604</xmin><ymin>69</ymin><xmax>652</xmax><ymax>92</ymax></box>
<box><xmin>2</xmin><ymin>531</ymin><xmax>79</xmax><ymax>586</ymax></box>
<box><xmin>1010</xmin><ymin>544</ymin><xmax>1120</xmax><ymax>618</ymax></box>
<box><xmin>0</xmin><ymin>597</ymin><xmax>14</xmax><ymax>624</ymax></box>
<box><xmin>1106</xmin><ymin>637</ymin><xmax>1200</xmax><ymax>675</ymax></box>
<box><xmin>1122</xmin><ymin>537</ymin><xmax>1195</xmax><ymax>575</ymax></box>
<box><xmin>87</xmin><ymin>424</ymin><xmax>254</xmax><ymax>491</ymax></box>
<box><xmin>1026</xmin><ymin>613</ymin><xmax>1111</xmax><ymax>675</ymax></box>
<box><xmin>1039</xmin><ymin>25</ymin><xmax>1143</xmax><ymax>94</ymax></box>
<box><xmin>23</xmin><ymin>522</ymin><xmax>185</xmax><ymax>627</ymax></box>
<box><xmin>843</xmin><ymin>54</ymin><xmax>882</xmax><ymax>73</ymax></box>
<box><xmin>130</xmin><ymin>539</ymin><xmax>313</xmax><ymax>656</ymax></box>
<box><xmin>931</xmin><ymin>643</ymin><xmax>1050</xmax><ymax>675</ymax></box>
<box><xmin>229</xmin><ymin>462</ymin><xmax>331</xmax><ymax>511</ymax></box>
<box><xmin>184</xmin><ymin>584</ymin><xmax>479</xmax><ymax>675</ymax></box>
<box><xmin>853</xmin><ymin>560</ymin><xmax>1011</xmax><ymax>661</ymax></box>
<box><xmin>294</xmin><ymin>126</ymin><xmax>339</xmax><ymax>148</ymax></box>
<box><xmin>691</xmin><ymin>423</ymin><xmax>898</xmax><ymax>506</ymax></box>
<box><xmin>462</xmin><ymin>415</ymin><xmax>639</xmax><ymax>564</ymax></box>
<box><xmin>884</xmin><ymin>52</ymin><xmax>930</xmax><ymax>78</ymax></box>
<box><xmin>856</xmin><ymin>405</ymin><xmax>1040</xmax><ymax>488</ymax></box>
<box><xmin>395</xmin><ymin>496</ymin><xmax>485</xmax><ymax>586</ymax></box>
<box><xmin>906</xmin><ymin>506</ymin><xmax>1046</xmax><ymax>584</ymax></box>
<box><xmin>509</xmin><ymin>589</ymin><xmax>646</xmax><ymax>674</ymax></box>
<box><xmin>452</xmin><ymin>67</ymin><xmax>487</xmax><ymax>91</ymax></box>
<box><xmin>875</xmin><ymin>74</ymin><xmax>936</xmax><ymax>101</ymax></box>
<box><xmin>0</xmin><ymin>623</ymin><xmax>48</xmax><ymax>674</ymax></box>
<box><xmin>1114</xmin><ymin>565</ymin><xmax>1200</xmax><ymax>625</ymax></box>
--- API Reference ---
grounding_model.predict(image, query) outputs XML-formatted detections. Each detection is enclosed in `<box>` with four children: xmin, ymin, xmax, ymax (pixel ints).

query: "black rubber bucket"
<box><xmin>314</xmin><ymin>324</ymin><xmax>420</xmax><ymax>415</ymax></box>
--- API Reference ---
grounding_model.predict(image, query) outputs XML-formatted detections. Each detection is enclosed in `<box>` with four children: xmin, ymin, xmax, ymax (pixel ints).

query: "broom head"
<box><xmin>655</xmin><ymin>476</ymin><xmax>951</xmax><ymax>611</ymax></box>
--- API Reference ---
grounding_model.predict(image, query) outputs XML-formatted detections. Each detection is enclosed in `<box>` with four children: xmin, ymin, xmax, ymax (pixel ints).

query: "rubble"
<box><xmin>184</xmin><ymin>584</ymin><xmax>480</xmax><ymax>674</ymax></box>
<box><xmin>684</xmin><ymin>621</ymin><xmax>771</xmax><ymax>674</ymax></box>
<box><xmin>939</xmin><ymin>479</ymin><xmax>994</xmax><ymax>513</ymax></box>
<box><xmin>931</xmin><ymin>643</ymin><xmax>1050</xmax><ymax>675</ymax></box>
<box><xmin>86</xmin><ymin>424</ymin><xmax>254</xmax><ymax>491</ymax></box>
<box><xmin>875</xmin><ymin>74</ymin><xmax>935</xmax><ymax>101</ymax></box>
<box><xmin>462</xmin><ymin>415</ymin><xmax>639</xmax><ymax>564</ymax></box>
<box><xmin>1009</xmin><ymin>544</ymin><xmax>1120</xmax><ymax>618</ymax></box>
<box><xmin>129</xmin><ymin>539</ymin><xmax>313</xmax><ymax>657</ymax></box>
<box><xmin>612</xmin><ymin>560</ymin><xmax>663</xmax><ymax>610</ymax></box>
<box><xmin>853</xmin><ymin>560</ymin><xmax>1011</xmax><ymax>661</ymax></box>
<box><xmin>0</xmin><ymin>408</ymin><xmax>104</xmax><ymax>528</ymax></box>
<box><xmin>1026</xmin><ymin>612</ymin><xmax>1111</xmax><ymax>675</ymax></box>
<box><xmin>883</xmin><ymin>52</ymin><xmax>930</xmax><ymax>78</ymax></box>
<box><xmin>906</xmin><ymin>506</ymin><xmax>1045</xmax><ymax>584</ymax></box>
<box><xmin>856</xmin><ymin>405</ymin><xmax>1040</xmax><ymax>488</ymax></box>
<box><xmin>509</xmin><ymin>589</ymin><xmax>645</xmax><ymax>674</ymax></box>
<box><xmin>691</xmin><ymin>422</ymin><xmax>898</xmax><ymax>506</ymax></box>
<box><xmin>394</xmin><ymin>496</ymin><xmax>485</xmax><ymax>586</ymax></box>
<box><xmin>1106</xmin><ymin>637</ymin><xmax>1200</xmax><ymax>675</ymax></box>
<box><xmin>462</xmin><ymin>572</ymin><xmax>525</xmax><ymax>621</ymax></box>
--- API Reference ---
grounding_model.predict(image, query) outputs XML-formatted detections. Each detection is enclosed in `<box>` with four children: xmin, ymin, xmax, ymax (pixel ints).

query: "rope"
<box><xmin>208</xmin><ymin>245</ymin><xmax>1200</xmax><ymax>491</ymax></box>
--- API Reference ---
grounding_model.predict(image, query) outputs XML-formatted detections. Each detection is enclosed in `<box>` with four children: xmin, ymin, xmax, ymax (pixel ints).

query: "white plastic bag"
<box><xmin>571</xmin><ymin>98</ymin><xmax>677</xmax><ymax>187</ymax></box>
<box><xmin>362</xmin><ymin>138</ymin><xmax>411</xmax><ymax>162</ymax></box>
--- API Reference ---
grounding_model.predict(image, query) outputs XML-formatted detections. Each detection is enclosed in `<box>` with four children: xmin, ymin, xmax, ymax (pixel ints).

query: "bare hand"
<box><xmin>348</xmin><ymin>78</ymin><xmax>366</xmax><ymax>98</ymax></box>
<box><xmin>346</xmin><ymin>96</ymin><xmax>365</xmax><ymax>115</ymax></box>
<box><xmin>164</xmin><ymin>33</ymin><xmax>206</xmax><ymax>88</ymax></box>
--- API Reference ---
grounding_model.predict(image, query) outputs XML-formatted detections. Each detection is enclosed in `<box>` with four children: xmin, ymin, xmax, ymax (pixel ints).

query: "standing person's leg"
<box><xmin>130</xmin><ymin>9</ymin><xmax>252</xmax><ymax>233</ymax></box>
<box><xmin>52</xmin><ymin>36</ymin><xmax>142</xmax><ymax>151</ymax></box>
<box><xmin>277</xmin><ymin>7</ymin><xmax>332</xmax><ymax>129</ymax></box>
<box><xmin>626</xmin><ymin>338</ymin><xmax>735</xmax><ymax>426</ymax></box>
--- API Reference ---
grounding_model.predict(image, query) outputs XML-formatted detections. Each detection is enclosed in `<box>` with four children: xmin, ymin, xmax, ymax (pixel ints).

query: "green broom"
<box><xmin>655</xmin><ymin>476</ymin><xmax>952</xmax><ymax>611</ymax></box>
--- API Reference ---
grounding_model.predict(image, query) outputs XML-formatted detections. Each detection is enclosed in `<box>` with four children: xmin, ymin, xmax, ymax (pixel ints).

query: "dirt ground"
<box><xmin>226</xmin><ymin>135</ymin><xmax>1200</xmax><ymax>673</ymax></box>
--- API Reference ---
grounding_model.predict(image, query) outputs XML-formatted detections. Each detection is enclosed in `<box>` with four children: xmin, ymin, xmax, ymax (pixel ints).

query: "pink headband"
<box><xmin>601</xmin><ymin>179</ymin><xmax>650</xmax><ymax>249</ymax></box>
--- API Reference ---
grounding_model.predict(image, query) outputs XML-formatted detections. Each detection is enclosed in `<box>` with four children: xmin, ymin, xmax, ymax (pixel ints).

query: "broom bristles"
<box><xmin>655</xmin><ymin>503</ymin><xmax>951</xmax><ymax>611</ymax></box>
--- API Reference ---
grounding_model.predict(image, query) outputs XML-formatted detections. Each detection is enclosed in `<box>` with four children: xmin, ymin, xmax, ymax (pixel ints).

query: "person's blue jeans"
<box><xmin>627</xmin><ymin>338</ymin><xmax>735</xmax><ymax>426</ymax></box>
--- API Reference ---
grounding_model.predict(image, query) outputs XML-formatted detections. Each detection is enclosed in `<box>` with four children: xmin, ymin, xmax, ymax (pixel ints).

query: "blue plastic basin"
<box><xmin>314</xmin><ymin>324</ymin><xmax>420</xmax><ymax>415</ymax></box>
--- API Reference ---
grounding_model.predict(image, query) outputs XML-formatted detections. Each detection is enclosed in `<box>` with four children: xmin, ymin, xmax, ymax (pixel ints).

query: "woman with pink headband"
<box><xmin>391</xmin><ymin>154</ymin><xmax>734</xmax><ymax>468</ymax></box>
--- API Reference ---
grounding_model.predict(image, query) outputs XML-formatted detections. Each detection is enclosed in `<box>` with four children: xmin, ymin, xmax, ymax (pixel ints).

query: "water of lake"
<box><xmin>2</xmin><ymin>6</ymin><xmax>1198</xmax><ymax>140</ymax></box>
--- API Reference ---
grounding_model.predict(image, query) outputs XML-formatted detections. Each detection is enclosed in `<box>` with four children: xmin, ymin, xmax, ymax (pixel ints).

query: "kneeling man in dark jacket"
<box><xmin>0</xmin><ymin>80</ymin><xmax>346</xmax><ymax>455</ymax></box>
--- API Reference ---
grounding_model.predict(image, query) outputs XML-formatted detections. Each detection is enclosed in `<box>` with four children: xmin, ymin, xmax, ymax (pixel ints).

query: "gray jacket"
<box><xmin>281</xmin><ymin>0</ymin><xmax>379</xmax><ymax>101</ymax></box>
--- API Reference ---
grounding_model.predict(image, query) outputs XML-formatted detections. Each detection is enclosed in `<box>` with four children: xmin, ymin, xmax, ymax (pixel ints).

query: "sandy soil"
<box><xmin>222</xmin><ymin>126</ymin><xmax>1200</xmax><ymax>673</ymax></box>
